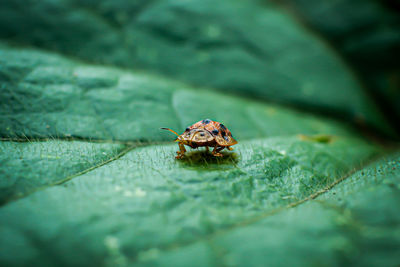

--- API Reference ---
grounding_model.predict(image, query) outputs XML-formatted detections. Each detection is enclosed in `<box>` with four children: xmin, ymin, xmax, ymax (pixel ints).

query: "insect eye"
<box><xmin>185</xmin><ymin>127</ymin><xmax>190</xmax><ymax>131</ymax></box>
<box><xmin>212</xmin><ymin>129</ymin><xmax>219</xmax><ymax>135</ymax></box>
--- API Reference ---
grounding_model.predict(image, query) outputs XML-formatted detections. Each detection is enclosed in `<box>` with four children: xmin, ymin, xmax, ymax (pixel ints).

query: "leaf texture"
<box><xmin>0</xmin><ymin>1</ymin><xmax>399</xmax><ymax>266</ymax></box>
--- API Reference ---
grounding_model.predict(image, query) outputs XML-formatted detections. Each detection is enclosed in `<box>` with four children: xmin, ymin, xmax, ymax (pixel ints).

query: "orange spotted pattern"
<box><xmin>185</xmin><ymin>119</ymin><xmax>236</xmax><ymax>146</ymax></box>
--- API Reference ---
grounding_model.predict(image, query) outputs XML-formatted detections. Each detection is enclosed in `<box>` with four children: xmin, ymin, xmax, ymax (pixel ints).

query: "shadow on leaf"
<box><xmin>178</xmin><ymin>150</ymin><xmax>239</xmax><ymax>167</ymax></box>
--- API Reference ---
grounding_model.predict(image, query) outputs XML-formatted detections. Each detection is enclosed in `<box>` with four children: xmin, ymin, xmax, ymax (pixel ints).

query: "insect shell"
<box><xmin>161</xmin><ymin>119</ymin><xmax>238</xmax><ymax>159</ymax></box>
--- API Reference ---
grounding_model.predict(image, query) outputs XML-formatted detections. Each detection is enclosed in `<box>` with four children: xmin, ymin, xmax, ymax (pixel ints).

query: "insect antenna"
<box><xmin>161</xmin><ymin>128</ymin><xmax>183</xmax><ymax>142</ymax></box>
<box><xmin>160</xmin><ymin>128</ymin><xmax>180</xmax><ymax>137</ymax></box>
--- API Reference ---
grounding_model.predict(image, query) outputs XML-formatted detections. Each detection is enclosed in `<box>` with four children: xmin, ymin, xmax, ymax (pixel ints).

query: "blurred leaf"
<box><xmin>0</xmin><ymin>0</ymin><xmax>394</xmax><ymax>134</ymax></box>
<box><xmin>0</xmin><ymin>44</ymin><xmax>359</xmax><ymax>141</ymax></box>
<box><xmin>277</xmin><ymin>0</ymin><xmax>400</xmax><ymax>131</ymax></box>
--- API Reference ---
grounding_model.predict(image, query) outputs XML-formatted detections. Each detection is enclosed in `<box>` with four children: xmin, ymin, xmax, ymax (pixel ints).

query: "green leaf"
<box><xmin>140</xmin><ymin>153</ymin><xmax>400</xmax><ymax>267</ymax></box>
<box><xmin>0</xmin><ymin>137</ymin><xmax>382</xmax><ymax>266</ymax></box>
<box><xmin>0</xmin><ymin>1</ymin><xmax>399</xmax><ymax>266</ymax></box>
<box><xmin>0</xmin><ymin>44</ymin><xmax>359</xmax><ymax>141</ymax></box>
<box><xmin>0</xmin><ymin>0</ymin><xmax>393</xmax><ymax>134</ymax></box>
<box><xmin>0</xmin><ymin>140</ymin><xmax>126</xmax><ymax>204</ymax></box>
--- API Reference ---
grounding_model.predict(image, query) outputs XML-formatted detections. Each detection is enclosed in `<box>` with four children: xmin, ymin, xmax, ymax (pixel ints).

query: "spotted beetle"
<box><xmin>161</xmin><ymin>119</ymin><xmax>238</xmax><ymax>159</ymax></box>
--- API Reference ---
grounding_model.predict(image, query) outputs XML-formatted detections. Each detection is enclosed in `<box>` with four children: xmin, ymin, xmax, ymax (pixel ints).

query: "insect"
<box><xmin>161</xmin><ymin>119</ymin><xmax>238</xmax><ymax>159</ymax></box>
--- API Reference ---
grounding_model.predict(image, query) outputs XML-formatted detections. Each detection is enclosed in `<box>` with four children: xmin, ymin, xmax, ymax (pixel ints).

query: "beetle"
<box><xmin>161</xmin><ymin>119</ymin><xmax>238</xmax><ymax>159</ymax></box>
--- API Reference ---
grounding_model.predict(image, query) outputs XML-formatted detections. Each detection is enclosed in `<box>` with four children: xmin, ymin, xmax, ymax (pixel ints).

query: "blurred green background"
<box><xmin>0</xmin><ymin>0</ymin><xmax>399</xmax><ymax>266</ymax></box>
<box><xmin>1</xmin><ymin>0</ymin><xmax>399</xmax><ymax>137</ymax></box>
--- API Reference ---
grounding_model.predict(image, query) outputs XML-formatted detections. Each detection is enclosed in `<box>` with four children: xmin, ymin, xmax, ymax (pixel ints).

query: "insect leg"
<box><xmin>176</xmin><ymin>142</ymin><xmax>187</xmax><ymax>159</ymax></box>
<box><xmin>212</xmin><ymin>146</ymin><xmax>224</xmax><ymax>157</ymax></box>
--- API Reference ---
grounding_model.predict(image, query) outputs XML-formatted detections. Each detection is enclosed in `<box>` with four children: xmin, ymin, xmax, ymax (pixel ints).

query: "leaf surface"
<box><xmin>0</xmin><ymin>140</ymin><xmax>125</xmax><ymax>204</ymax></box>
<box><xmin>0</xmin><ymin>137</ymin><xmax>383</xmax><ymax>266</ymax></box>
<box><xmin>0</xmin><ymin>1</ymin><xmax>399</xmax><ymax>266</ymax></box>
<box><xmin>141</xmin><ymin>153</ymin><xmax>400</xmax><ymax>267</ymax></box>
